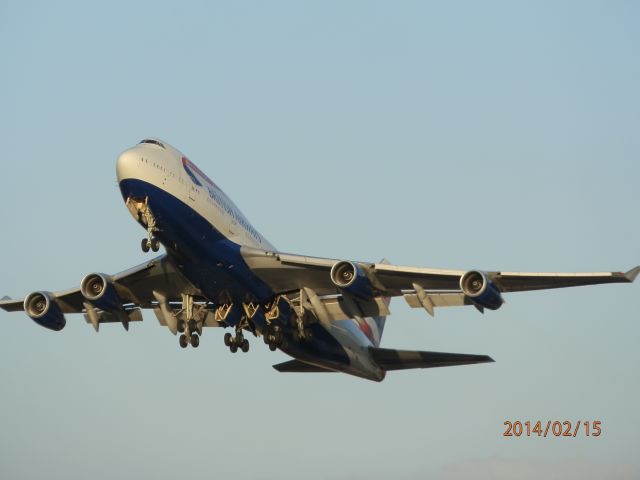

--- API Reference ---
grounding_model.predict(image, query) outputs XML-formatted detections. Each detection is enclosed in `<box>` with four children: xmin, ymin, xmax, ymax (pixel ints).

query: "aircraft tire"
<box><xmin>141</xmin><ymin>238</ymin><xmax>150</xmax><ymax>252</ymax></box>
<box><xmin>230</xmin><ymin>344</ymin><xmax>238</xmax><ymax>353</ymax></box>
<box><xmin>241</xmin><ymin>339</ymin><xmax>249</xmax><ymax>353</ymax></box>
<box><xmin>190</xmin><ymin>334</ymin><xmax>200</xmax><ymax>348</ymax></box>
<box><xmin>224</xmin><ymin>332</ymin><xmax>232</xmax><ymax>346</ymax></box>
<box><xmin>179</xmin><ymin>334</ymin><xmax>188</xmax><ymax>348</ymax></box>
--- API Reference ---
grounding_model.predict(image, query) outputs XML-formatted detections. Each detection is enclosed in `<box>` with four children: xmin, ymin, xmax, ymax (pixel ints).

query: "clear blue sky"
<box><xmin>1</xmin><ymin>2</ymin><xmax>638</xmax><ymax>479</ymax></box>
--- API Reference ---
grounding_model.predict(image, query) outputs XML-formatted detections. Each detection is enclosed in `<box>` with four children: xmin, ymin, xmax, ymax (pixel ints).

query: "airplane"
<box><xmin>1</xmin><ymin>138</ymin><xmax>638</xmax><ymax>381</ymax></box>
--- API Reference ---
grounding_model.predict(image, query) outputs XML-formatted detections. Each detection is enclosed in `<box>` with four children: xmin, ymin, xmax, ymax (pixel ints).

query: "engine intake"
<box><xmin>460</xmin><ymin>270</ymin><xmax>504</xmax><ymax>310</ymax></box>
<box><xmin>24</xmin><ymin>291</ymin><xmax>66</xmax><ymax>331</ymax></box>
<box><xmin>330</xmin><ymin>261</ymin><xmax>373</xmax><ymax>299</ymax></box>
<box><xmin>80</xmin><ymin>273</ymin><xmax>122</xmax><ymax>312</ymax></box>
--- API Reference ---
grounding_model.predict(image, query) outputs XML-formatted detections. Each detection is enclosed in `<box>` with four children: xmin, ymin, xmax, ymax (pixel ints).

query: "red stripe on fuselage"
<box><xmin>356</xmin><ymin>318</ymin><xmax>376</xmax><ymax>344</ymax></box>
<box><xmin>182</xmin><ymin>156</ymin><xmax>220</xmax><ymax>191</ymax></box>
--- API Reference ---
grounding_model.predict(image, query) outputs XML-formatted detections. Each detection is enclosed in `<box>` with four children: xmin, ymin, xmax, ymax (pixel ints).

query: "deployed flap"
<box><xmin>403</xmin><ymin>291</ymin><xmax>471</xmax><ymax>311</ymax></box>
<box><xmin>273</xmin><ymin>359</ymin><xmax>336</xmax><ymax>373</ymax></box>
<box><xmin>369</xmin><ymin>347</ymin><xmax>494</xmax><ymax>370</ymax></box>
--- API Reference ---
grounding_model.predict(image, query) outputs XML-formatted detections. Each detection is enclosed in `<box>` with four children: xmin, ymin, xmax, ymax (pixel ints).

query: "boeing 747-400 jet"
<box><xmin>1</xmin><ymin>139</ymin><xmax>637</xmax><ymax>381</ymax></box>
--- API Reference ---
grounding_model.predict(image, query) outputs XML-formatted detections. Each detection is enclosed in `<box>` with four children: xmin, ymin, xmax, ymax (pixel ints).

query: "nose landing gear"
<box><xmin>125</xmin><ymin>197</ymin><xmax>160</xmax><ymax>252</ymax></box>
<box><xmin>141</xmin><ymin>237</ymin><xmax>160</xmax><ymax>253</ymax></box>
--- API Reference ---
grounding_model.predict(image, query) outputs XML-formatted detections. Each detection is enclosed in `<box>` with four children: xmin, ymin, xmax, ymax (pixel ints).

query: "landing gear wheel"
<box><xmin>224</xmin><ymin>332</ymin><xmax>233</xmax><ymax>346</ymax></box>
<box><xmin>150</xmin><ymin>238</ymin><xmax>160</xmax><ymax>252</ymax></box>
<box><xmin>179</xmin><ymin>334</ymin><xmax>188</xmax><ymax>348</ymax></box>
<box><xmin>269</xmin><ymin>343</ymin><xmax>277</xmax><ymax>352</ymax></box>
<box><xmin>177</xmin><ymin>320</ymin><xmax>185</xmax><ymax>333</ymax></box>
<box><xmin>190</xmin><ymin>334</ymin><xmax>200</xmax><ymax>348</ymax></box>
<box><xmin>230</xmin><ymin>344</ymin><xmax>238</xmax><ymax>353</ymax></box>
<box><xmin>241</xmin><ymin>339</ymin><xmax>250</xmax><ymax>353</ymax></box>
<box><xmin>141</xmin><ymin>238</ymin><xmax>150</xmax><ymax>252</ymax></box>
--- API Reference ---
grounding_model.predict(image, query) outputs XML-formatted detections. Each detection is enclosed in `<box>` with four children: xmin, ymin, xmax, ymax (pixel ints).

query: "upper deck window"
<box><xmin>139</xmin><ymin>139</ymin><xmax>165</xmax><ymax>149</ymax></box>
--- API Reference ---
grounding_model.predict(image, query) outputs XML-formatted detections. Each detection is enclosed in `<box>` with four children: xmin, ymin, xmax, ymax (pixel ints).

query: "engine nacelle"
<box><xmin>24</xmin><ymin>291</ymin><xmax>66</xmax><ymax>331</ymax></box>
<box><xmin>80</xmin><ymin>273</ymin><xmax>122</xmax><ymax>312</ymax></box>
<box><xmin>459</xmin><ymin>270</ymin><xmax>504</xmax><ymax>310</ymax></box>
<box><xmin>330</xmin><ymin>261</ymin><xmax>373</xmax><ymax>299</ymax></box>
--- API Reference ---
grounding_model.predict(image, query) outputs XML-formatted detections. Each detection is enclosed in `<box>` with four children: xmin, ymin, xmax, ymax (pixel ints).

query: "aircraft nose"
<box><xmin>116</xmin><ymin>149</ymin><xmax>139</xmax><ymax>182</ymax></box>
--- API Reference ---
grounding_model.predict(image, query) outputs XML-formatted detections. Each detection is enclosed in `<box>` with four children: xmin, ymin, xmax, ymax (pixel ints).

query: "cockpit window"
<box><xmin>139</xmin><ymin>139</ymin><xmax>165</xmax><ymax>149</ymax></box>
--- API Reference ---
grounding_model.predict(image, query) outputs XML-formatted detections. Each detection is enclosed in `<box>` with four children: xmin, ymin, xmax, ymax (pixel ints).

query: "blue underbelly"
<box><xmin>119</xmin><ymin>178</ymin><xmax>274</xmax><ymax>302</ymax></box>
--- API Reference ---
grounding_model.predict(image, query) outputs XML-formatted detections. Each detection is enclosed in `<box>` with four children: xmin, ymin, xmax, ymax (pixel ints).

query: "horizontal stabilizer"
<box><xmin>369</xmin><ymin>347</ymin><xmax>494</xmax><ymax>371</ymax></box>
<box><xmin>273</xmin><ymin>359</ymin><xmax>335</xmax><ymax>373</ymax></box>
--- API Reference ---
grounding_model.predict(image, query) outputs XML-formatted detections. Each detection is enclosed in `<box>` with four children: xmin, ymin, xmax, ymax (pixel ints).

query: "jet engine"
<box><xmin>330</xmin><ymin>261</ymin><xmax>373</xmax><ymax>299</ymax></box>
<box><xmin>80</xmin><ymin>273</ymin><xmax>123</xmax><ymax>312</ymax></box>
<box><xmin>459</xmin><ymin>270</ymin><xmax>504</xmax><ymax>310</ymax></box>
<box><xmin>24</xmin><ymin>291</ymin><xmax>66</xmax><ymax>331</ymax></box>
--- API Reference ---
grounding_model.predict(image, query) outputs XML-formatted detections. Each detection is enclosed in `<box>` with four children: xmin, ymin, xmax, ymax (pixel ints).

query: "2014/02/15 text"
<box><xmin>503</xmin><ymin>420</ymin><xmax>601</xmax><ymax>438</ymax></box>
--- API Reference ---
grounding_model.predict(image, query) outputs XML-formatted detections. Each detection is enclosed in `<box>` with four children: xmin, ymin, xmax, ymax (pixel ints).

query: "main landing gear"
<box><xmin>175</xmin><ymin>295</ymin><xmax>204</xmax><ymax>349</ymax></box>
<box><xmin>178</xmin><ymin>319</ymin><xmax>201</xmax><ymax>349</ymax></box>
<box><xmin>263</xmin><ymin>327</ymin><xmax>284</xmax><ymax>352</ymax></box>
<box><xmin>224</xmin><ymin>330</ymin><xmax>249</xmax><ymax>353</ymax></box>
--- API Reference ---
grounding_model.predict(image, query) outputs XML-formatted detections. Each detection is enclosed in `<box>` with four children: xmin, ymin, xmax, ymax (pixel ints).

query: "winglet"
<box><xmin>625</xmin><ymin>266</ymin><xmax>640</xmax><ymax>282</ymax></box>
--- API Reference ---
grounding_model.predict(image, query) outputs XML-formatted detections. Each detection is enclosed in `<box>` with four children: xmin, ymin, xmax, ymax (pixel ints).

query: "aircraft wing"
<box><xmin>0</xmin><ymin>255</ymin><xmax>201</xmax><ymax>330</ymax></box>
<box><xmin>243</xmin><ymin>247</ymin><xmax>639</xmax><ymax>315</ymax></box>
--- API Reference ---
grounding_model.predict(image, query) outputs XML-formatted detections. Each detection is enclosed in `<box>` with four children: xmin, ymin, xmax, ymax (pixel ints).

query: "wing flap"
<box><xmin>403</xmin><ymin>291</ymin><xmax>471</xmax><ymax>310</ymax></box>
<box><xmin>370</xmin><ymin>347</ymin><xmax>494</xmax><ymax>370</ymax></box>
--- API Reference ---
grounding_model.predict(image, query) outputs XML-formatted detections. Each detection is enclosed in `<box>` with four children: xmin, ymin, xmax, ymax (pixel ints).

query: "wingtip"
<box><xmin>625</xmin><ymin>266</ymin><xmax>640</xmax><ymax>282</ymax></box>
